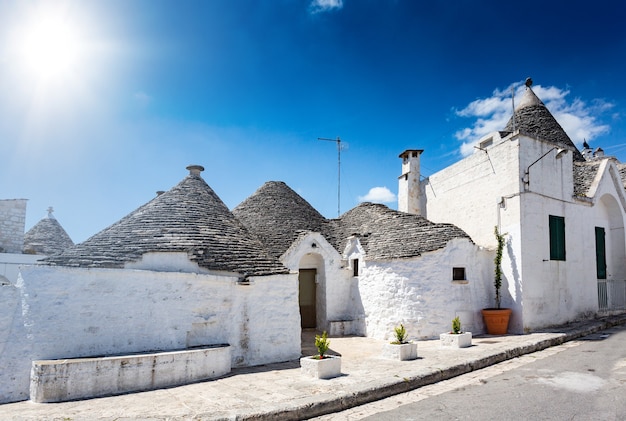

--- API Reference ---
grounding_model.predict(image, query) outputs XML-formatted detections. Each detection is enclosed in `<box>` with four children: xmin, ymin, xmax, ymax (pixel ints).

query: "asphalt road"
<box><xmin>316</xmin><ymin>325</ymin><xmax>626</xmax><ymax>421</ymax></box>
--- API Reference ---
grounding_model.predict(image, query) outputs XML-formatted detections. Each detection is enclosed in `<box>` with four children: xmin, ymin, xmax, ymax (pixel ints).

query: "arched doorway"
<box><xmin>298</xmin><ymin>269</ymin><xmax>316</xmax><ymax>328</ymax></box>
<box><xmin>298</xmin><ymin>253</ymin><xmax>325</xmax><ymax>329</ymax></box>
<box><xmin>596</xmin><ymin>194</ymin><xmax>626</xmax><ymax>310</ymax></box>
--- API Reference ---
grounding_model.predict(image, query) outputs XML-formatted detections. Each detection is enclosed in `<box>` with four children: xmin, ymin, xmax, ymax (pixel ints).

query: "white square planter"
<box><xmin>440</xmin><ymin>332</ymin><xmax>472</xmax><ymax>348</ymax></box>
<box><xmin>382</xmin><ymin>342</ymin><xmax>418</xmax><ymax>360</ymax></box>
<box><xmin>300</xmin><ymin>355</ymin><xmax>342</xmax><ymax>379</ymax></box>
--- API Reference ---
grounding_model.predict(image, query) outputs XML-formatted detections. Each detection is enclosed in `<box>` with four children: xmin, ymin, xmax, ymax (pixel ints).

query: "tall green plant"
<box><xmin>494</xmin><ymin>226</ymin><xmax>506</xmax><ymax>309</ymax></box>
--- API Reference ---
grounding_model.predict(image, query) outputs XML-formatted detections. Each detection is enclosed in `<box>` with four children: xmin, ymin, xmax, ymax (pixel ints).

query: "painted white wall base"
<box><xmin>30</xmin><ymin>345</ymin><xmax>231</xmax><ymax>403</ymax></box>
<box><xmin>439</xmin><ymin>332</ymin><xmax>472</xmax><ymax>348</ymax></box>
<box><xmin>381</xmin><ymin>342</ymin><xmax>418</xmax><ymax>360</ymax></box>
<box><xmin>300</xmin><ymin>355</ymin><xmax>341</xmax><ymax>379</ymax></box>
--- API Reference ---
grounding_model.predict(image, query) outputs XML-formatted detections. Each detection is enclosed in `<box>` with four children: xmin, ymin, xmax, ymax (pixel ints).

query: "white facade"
<box><xmin>356</xmin><ymin>238</ymin><xmax>492</xmax><ymax>340</ymax></box>
<box><xmin>419</xmin><ymin>131</ymin><xmax>626</xmax><ymax>333</ymax></box>
<box><xmin>281</xmin><ymin>232</ymin><xmax>365</xmax><ymax>335</ymax></box>
<box><xmin>0</xmin><ymin>258</ymin><xmax>300</xmax><ymax>403</ymax></box>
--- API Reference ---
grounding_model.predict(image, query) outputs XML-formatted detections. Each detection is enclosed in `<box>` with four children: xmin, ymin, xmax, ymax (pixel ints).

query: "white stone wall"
<box><xmin>0</xmin><ymin>264</ymin><xmax>300</xmax><ymax>403</ymax></box>
<box><xmin>518</xmin><ymin>158</ymin><xmax>626</xmax><ymax>331</ymax></box>
<box><xmin>423</xmin><ymin>132</ymin><xmax>626</xmax><ymax>333</ymax></box>
<box><xmin>422</xmin><ymin>134</ymin><xmax>521</xmax><ymax>247</ymax></box>
<box><xmin>0</xmin><ymin>253</ymin><xmax>43</xmax><ymax>284</ymax></box>
<box><xmin>356</xmin><ymin>238</ymin><xmax>492</xmax><ymax>340</ymax></box>
<box><xmin>280</xmin><ymin>232</ymin><xmax>361</xmax><ymax>333</ymax></box>
<box><xmin>0</xmin><ymin>199</ymin><xmax>27</xmax><ymax>253</ymax></box>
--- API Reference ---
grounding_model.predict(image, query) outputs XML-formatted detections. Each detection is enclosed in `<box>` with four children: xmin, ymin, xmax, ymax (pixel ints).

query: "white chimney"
<box><xmin>398</xmin><ymin>149</ymin><xmax>423</xmax><ymax>214</ymax></box>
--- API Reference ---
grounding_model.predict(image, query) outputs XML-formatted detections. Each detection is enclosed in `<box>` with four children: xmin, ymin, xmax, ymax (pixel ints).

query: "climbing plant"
<box><xmin>494</xmin><ymin>225</ymin><xmax>506</xmax><ymax>309</ymax></box>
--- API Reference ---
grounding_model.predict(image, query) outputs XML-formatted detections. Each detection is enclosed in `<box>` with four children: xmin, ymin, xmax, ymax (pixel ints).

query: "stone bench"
<box><xmin>328</xmin><ymin>319</ymin><xmax>365</xmax><ymax>336</ymax></box>
<box><xmin>30</xmin><ymin>345</ymin><xmax>231</xmax><ymax>403</ymax></box>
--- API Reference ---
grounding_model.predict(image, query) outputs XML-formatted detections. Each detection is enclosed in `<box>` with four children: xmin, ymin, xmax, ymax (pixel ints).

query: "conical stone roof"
<box><xmin>232</xmin><ymin>181</ymin><xmax>327</xmax><ymax>258</ymax></box>
<box><xmin>44</xmin><ymin>166</ymin><xmax>288</xmax><ymax>276</ymax></box>
<box><xmin>235</xmin><ymin>179</ymin><xmax>473</xmax><ymax>261</ymax></box>
<box><xmin>23</xmin><ymin>208</ymin><xmax>74</xmax><ymax>255</ymax></box>
<box><xmin>504</xmin><ymin>86</ymin><xmax>584</xmax><ymax>162</ymax></box>
<box><xmin>327</xmin><ymin>202</ymin><xmax>471</xmax><ymax>260</ymax></box>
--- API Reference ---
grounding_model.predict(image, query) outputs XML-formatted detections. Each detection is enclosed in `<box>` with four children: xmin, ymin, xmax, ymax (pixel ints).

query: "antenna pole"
<box><xmin>318</xmin><ymin>137</ymin><xmax>342</xmax><ymax>217</ymax></box>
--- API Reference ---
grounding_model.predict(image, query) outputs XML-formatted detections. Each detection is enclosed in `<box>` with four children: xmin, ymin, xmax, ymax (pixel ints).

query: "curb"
<box><xmin>233</xmin><ymin>314</ymin><xmax>626</xmax><ymax>421</ymax></box>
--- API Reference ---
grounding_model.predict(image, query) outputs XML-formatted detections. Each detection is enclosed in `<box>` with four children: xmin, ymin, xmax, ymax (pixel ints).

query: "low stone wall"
<box><xmin>30</xmin><ymin>345</ymin><xmax>231</xmax><ymax>403</ymax></box>
<box><xmin>328</xmin><ymin>319</ymin><xmax>365</xmax><ymax>336</ymax></box>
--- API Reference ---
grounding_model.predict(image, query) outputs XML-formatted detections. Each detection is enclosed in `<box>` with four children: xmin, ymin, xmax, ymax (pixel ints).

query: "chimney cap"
<box><xmin>398</xmin><ymin>149</ymin><xmax>424</xmax><ymax>158</ymax></box>
<box><xmin>186</xmin><ymin>165</ymin><xmax>205</xmax><ymax>176</ymax></box>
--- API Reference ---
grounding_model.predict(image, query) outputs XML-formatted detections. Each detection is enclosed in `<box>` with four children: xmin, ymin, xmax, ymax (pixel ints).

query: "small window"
<box><xmin>480</xmin><ymin>137</ymin><xmax>493</xmax><ymax>149</ymax></box>
<box><xmin>452</xmin><ymin>267</ymin><xmax>466</xmax><ymax>281</ymax></box>
<box><xmin>352</xmin><ymin>259</ymin><xmax>359</xmax><ymax>277</ymax></box>
<box><xmin>549</xmin><ymin>215</ymin><xmax>566</xmax><ymax>261</ymax></box>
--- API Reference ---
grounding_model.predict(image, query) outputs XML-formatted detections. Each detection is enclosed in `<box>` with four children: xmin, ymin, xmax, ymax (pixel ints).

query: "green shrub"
<box><xmin>315</xmin><ymin>331</ymin><xmax>330</xmax><ymax>359</ymax></box>
<box><xmin>392</xmin><ymin>323</ymin><xmax>408</xmax><ymax>344</ymax></box>
<box><xmin>452</xmin><ymin>316</ymin><xmax>462</xmax><ymax>334</ymax></box>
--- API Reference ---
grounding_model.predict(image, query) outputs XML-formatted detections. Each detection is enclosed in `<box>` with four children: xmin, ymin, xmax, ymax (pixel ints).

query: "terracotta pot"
<box><xmin>481</xmin><ymin>308</ymin><xmax>512</xmax><ymax>335</ymax></box>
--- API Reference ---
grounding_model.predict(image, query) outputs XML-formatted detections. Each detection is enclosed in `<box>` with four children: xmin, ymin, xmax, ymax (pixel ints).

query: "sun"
<box><xmin>12</xmin><ymin>9</ymin><xmax>84</xmax><ymax>84</ymax></box>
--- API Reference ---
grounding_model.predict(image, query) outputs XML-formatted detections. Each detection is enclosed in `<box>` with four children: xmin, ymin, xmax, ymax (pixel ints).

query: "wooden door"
<box><xmin>298</xmin><ymin>269</ymin><xmax>317</xmax><ymax>328</ymax></box>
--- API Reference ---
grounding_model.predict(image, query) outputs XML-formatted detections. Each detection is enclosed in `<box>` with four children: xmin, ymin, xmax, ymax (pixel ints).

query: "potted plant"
<box><xmin>300</xmin><ymin>331</ymin><xmax>341</xmax><ymax>379</ymax></box>
<box><xmin>382</xmin><ymin>324</ymin><xmax>417</xmax><ymax>360</ymax></box>
<box><xmin>481</xmin><ymin>226</ymin><xmax>512</xmax><ymax>334</ymax></box>
<box><xmin>440</xmin><ymin>316</ymin><xmax>472</xmax><ymax>348</ymax></box>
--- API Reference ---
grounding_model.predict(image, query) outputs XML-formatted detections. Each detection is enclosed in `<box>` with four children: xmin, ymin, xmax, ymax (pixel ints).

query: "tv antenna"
<box><xmin>318</xmin><ymin>136</ymin><xmax>343</xmax><ymax>217</ymax></box>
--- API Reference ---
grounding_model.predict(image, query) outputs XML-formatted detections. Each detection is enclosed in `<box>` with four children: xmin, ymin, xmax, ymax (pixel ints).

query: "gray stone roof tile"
<box><xmin>234</xmin><ymin>183</ymin><xmax>472</xmax><ymax>261</ymax></box>
<box><xmin>44</xmin><ymin>167</ymin><xmax>288</xmax><ymax>276</ymax></box>
<box><xmin>504</xmin><ymin>87</ymin><xmax>584</xmax><ymax>162</ymax></box>
<box><xmin>328</xmin><ymin>203</ymin><xmax>471</xmax><ymax>260</ymax></box>
<box><xmin>618</xmin><ymin>163</ymin><xmax>626</xmax><ymax>190</ymax></box>
<box><xmin>573</xmin><ymin>160</ymin><xmax>602</xmax><ymax>197</ymax></box>
<box><xmin>23</xmin><ymin>209</ymin><xmax>74</xmax><ymax>255</ymax></box>
<box><xmin>232</xmin><ymin>181</ymin><xmax>327</xmax><ymax>259</ymax></box>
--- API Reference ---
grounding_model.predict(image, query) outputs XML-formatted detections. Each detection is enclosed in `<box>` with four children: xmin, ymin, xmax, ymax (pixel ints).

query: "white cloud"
<box><xmin>309</xmin><ymin>0</ymin><xmax>343</xmax><ymax>14</ymax></box>
<box><xmin>358</xmin><ymin>186</ymin><xmax>396</xmax><ymax>203</ymax></box>
<box><xmin>454</xmin><ymin>82</ymin><xmax>614</xmax><ymax>156</ymax></box>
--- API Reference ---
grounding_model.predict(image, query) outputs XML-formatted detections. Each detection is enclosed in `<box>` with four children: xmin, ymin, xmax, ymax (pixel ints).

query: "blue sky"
<box><xmin>1</xmin><ymin>0</ymin><xmax>625</xmax><ymax>243</ymax></box>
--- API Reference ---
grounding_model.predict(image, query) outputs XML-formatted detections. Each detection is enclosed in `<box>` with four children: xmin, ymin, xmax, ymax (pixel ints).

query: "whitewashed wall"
<box><xmin>0</xmin><ymin>253</ymin><xmax>42</xmax><ymax>284</ymax></box>
<box><xmin>0</xmin><ymin>264</ymin><xmax>299</xmax><ymax>404</ymax></box>
<box><xmin>357</xmin><ymin>238</ymin><xmax>492</xmax><ymax>340</ymax></box>
<box><xmin>518</xmin><ymin>158</ymin><xmax>626</xmax><ymax>330</ymax></box>
<box><xmin>422</xmin><ymin>134</ymin><xmax>522</xmax><ymax>248</ymax></box>
<box><xmin>281</xmin><ymin>232</ymin><xmax>360</xmax><ymax>333</ymax></box>
<box><xmin>420</xmin><ymin>133</ymin><xmax>618</xmax><ymax>334</ymax></box>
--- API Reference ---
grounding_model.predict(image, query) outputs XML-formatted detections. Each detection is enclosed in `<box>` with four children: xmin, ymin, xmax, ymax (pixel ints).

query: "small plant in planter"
<box><xmin>440</xmin><ymin>316</ymin><xmax>472</xmax><ymax>348</ymax></box>
<box><xmin>383</xmin><ymin>324</ymin><xmax>417</xmax><ymax>360</ymax></box>
<box><xmin>301</xmin><ymin>331</ymin><xmax>341</xmax><ymax>379</ymax></box>
<box><xmin>391</xmin><ymin>323</ymin><xmax>408</xmax><ymax>344</ymax></box>
<box><xmin>451</xmin><ymin>316</ymin><xmax>462</xmax><ymax>334</ymax></box>
<box><xmin>315</xmin><ymin>331</ymin><xmax>330</xmax><ymax>359</ymax></box>
<box><xmin>481</xmin><ymin>226</ymin><xmax>513</xmax><ymax>335</ymax></box>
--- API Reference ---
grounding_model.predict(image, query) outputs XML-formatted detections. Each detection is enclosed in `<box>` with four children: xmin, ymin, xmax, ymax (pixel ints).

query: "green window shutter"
<box><xmin>549</xmin><ymin>215</ymin><xmax>566</xmax><ymax>261</ymax></box>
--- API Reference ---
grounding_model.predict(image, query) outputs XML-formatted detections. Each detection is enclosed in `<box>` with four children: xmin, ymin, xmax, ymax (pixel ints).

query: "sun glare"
<box><xmin>12</xmin><ymin>9</ymin><xmax>84</xmax><ymax>84</ymax></box>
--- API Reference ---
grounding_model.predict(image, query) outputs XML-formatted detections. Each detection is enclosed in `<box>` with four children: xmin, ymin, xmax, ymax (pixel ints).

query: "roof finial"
<box><xmin>186</xmin><ymin>165</ymin><xmax>205</xmax><ymax>177</ymax></box>
<box><xmin>525</xmin><ymin>77</ymin><xmax>533</xmax><ymax>88</ymax></box>
<box><xmin>46</xmin><ymin>206</ymin><xmax>55</xmax><ymax>219</ymax></box>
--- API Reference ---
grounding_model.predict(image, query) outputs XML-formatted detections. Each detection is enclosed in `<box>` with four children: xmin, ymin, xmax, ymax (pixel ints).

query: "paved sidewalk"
<box><xmin>2</xmin><ymin>314</ymin><xmax>626</xmax><ymax>421</ymax></box>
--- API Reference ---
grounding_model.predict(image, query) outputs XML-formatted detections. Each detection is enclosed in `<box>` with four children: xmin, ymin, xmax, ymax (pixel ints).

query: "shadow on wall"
<box><xmin>506</xmin><ymin>238</ymin><xmax>523</xmax><ymax>333</ymax></box>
